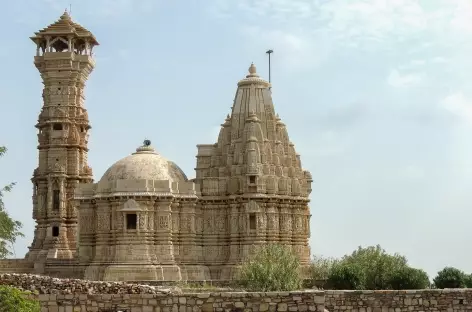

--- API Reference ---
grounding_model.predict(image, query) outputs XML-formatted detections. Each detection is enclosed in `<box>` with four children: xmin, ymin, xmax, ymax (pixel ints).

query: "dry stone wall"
<box><xmin>3</xmin><ymin>274</ymin><xmax>472</xmax><ymax>312</ymax></box>
<box><xmin>325</xmin><ymin>289</ymin><xmax>472</xmax><ymax>312</ymax></box>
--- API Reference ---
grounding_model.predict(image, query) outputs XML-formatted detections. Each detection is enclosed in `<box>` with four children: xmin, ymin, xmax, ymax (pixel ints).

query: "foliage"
<box><xmin>239</xmin><ymin>244</ymin><xmax>302</xmax><ymax>291</ymax></box>
<box><xmin>326</xmin><ymin>262</ymin><xmax>364</xmax><ymax>290</ymax></box>
<box><xmin>433</xmin><ymin>267</ymin><xmax>467</xmax><ymax>289</ymax></box>
<box><xmin>0</xmin><ymin>286</ymin><xmax>40</xmax><ymax>312</ymax></box>
<box><xmin>314</xmin><ymin>245</ymin><xmax>431</xmax><ymax>290</ymax></box>
<box><xmin>465</xmin><ymin>274</ymin><xmax>472</xmax><ymax>288</ymax></box>
<box><xmin>341</xmin><ymin>245</ymin><xmax>408</xmax><ymax>290</ymax></box>
<box><xmin>387</xmin><ymin>266</ymin><xmax>430</xmax><ymax>290</ymax></box>
<box><xmin>0</xmin><ymin>146</ymin><xmax>24</xmax><ymax>259</ymax></box>
<box><xmin>311</xmin><ymin>255</ymin><xmax>338</xmax><ymax>281</ymax></box>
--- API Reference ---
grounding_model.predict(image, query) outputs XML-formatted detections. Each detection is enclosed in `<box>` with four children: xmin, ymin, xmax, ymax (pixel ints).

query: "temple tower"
<box><xmin>195</xmin><ymin>64</ymin><xmax>313</xmax><ymax>279</ymax></box>
<box><xmin>27</xmin><ymin>11</ymin><xmax>98</xmax><ymax>265</ymax></box>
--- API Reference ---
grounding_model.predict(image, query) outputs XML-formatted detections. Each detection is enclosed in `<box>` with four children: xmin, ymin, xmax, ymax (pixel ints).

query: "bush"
<box><xmin>433</xmin><ymin>267</ymin><xmax>467</xmax><ymax>289</ymax></box>
<box><xmin>311</xmin><ymin>255</ymin><xmax>337</xmax><ymax>281</ymax></box>
<box><xmin>342</xmin><ymin>245</ymin><xmax>407</xmax><ymax>290</ymax></box>
<box><xmin>387</xmin><ymin>266</ymin><xmax>430</xmax><ymax>290</ymax></box>
<box><xmin>0</xmin><ymin>286</ymin><xmax>40</xmax><ymax>312</ymax></box>
<box><xmin>326</xmin><ymin>262</ymin><xmax>364</xmax><ymax>290</ymax></box>
<box><xmin>239</xmin><ymin>244</ymin><xmax>302</xmax><ymax>291</ymax></box>
<box><xmin>465</xmin><ymin>274</ymin><xmax>472</xmax><ymax>288</ymax></box>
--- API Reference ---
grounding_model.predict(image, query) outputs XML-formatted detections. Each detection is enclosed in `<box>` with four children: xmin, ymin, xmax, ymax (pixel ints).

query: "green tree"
<box><xmin>433</xmin><ymin>267</ymin><xmax>467</xmax><ymax>289</ymax></box>
<box><xmin>0</xmin><ymin>286</ymin><xmax>40</xmax><ymax>312</ymax></box>
<box><xmin>341</xmin><ymin>245</ymin><xmax>408</xmax><ymax>290</ymax></box>
<box><xmin>387</xmin><ymin>266</ymin><xmax>430</xmax><ymax>290</ymax></box>
<box><xmin>326</xmin><ymin>262</ymin><xmax>364</xmax><ymax>290</ymax></box>
<box><xmin>465</xmin><ymin>273</ymin><xmax>472</xmax><ymax>288</ymax></box>
<box><xmin>310</xmin><ymin>255</ymin><xmax>337</xmax><ymax>281</ymax></box>
<box><xmin>0</xmin><ymin>146</ymin><xmax>24</xmax><ymax>258</ymax></box>
<box><xmin>239</xmin><ymin>244</ymin><xmax>302</xmax><ymax>291</ymax></box>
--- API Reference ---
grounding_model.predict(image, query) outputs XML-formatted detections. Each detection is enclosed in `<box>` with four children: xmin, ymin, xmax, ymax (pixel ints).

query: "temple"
<box><xmin>0</xmin><ymin>12</ymin><xmax>313</xmax><ymax>281</ymax></box>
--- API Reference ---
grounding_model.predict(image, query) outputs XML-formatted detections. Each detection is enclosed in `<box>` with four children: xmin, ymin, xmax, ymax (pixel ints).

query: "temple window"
<box><xmin>249</xmin><ymin>176</ymin><xmax>256</xmax><ymax>184</ymax></box>
<box><xmin>52</xmin><ymin>226</ymin><xmax>59</xmax><ymax>237</ymax></box>
<box><xmin>52</xmin><ymin>190</ymin><xmax>60</xmax><ymax>210</ymax></box>
<box><xmin>249</xmin><ymin>213</ymin><xmax>256</xmax><ymax>230</ymax></box>
<box><xmin>53</xmin><ymin>123</ymin><xmax>63</xmax><ymax>131</ymax></box>
<box><xmin>126</xmin><ymin>213</ymin><xmax>137</xmax><ymax>230</ymax></box>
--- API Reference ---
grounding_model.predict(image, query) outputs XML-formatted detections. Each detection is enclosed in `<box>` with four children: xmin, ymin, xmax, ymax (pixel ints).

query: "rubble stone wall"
<box><xmin>3</xmin><ymin>274</ymin><xmax>472</xmax><ymax>312</ymax></box>
<box><xmin>325</xmin><ymin>289</ymin><xmax>472</xmax><ymax>312</ymax></box>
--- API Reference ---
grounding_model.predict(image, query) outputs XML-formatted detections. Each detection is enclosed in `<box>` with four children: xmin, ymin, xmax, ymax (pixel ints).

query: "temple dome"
<box><xmin>98</xmin><ymin>140</ymin><xmax>188</xmax><ymax>186</ymax></box>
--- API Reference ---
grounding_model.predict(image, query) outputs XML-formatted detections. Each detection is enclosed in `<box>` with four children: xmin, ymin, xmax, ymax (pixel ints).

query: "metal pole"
<box><xmin>266</xmin><ymin>49</ymin><xmax>273</xmax><ymax>84</ymax></box>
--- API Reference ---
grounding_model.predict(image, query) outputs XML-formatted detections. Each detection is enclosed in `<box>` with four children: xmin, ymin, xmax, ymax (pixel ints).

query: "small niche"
<box><xmin>249</xmin><ymin>213</ymin><xmax>256</xmax><ymax>230</ymax></box>
<box><xmin>53</xmin><ymin>123</ymin><xmax>63</xmax><ymax>131</ymax></box>
<box><xmin>52</xmin><ymin>190</ymin><xmax>60</xmax><ymax>210</ymax></box>
<box><xmin>249</xmin><ymin>176</ymin><xmax>256</xmax><ymax>184</ymax></box>
<box><xmin>126</xmin><ymin>213</ymin><xmax>137</xmax><ymax>230</ymax></box>
<box><xmin>52</xmin><ymin>226</ymin><xmax>59</xmax><ymax>237</ymax></box>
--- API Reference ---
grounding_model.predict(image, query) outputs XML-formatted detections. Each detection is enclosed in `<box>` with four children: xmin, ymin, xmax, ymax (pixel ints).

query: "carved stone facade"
<box><xmin>74</xmin><ymin>142</ymin><xmax>210</xmax><ymax>281</ymax></box>
<box><xmin>194</xmin><ymin>64</ymin><xmax>312</xmax><ymax>279</ymax></box>
<box><xmin>26</xmin><ymin>11</ymin><xmax>97</xmax><ymax>273</ymax></box>
<box><xmin>16</xmin><ymin>12</ymin><xmax>313</xmax><ymax>282</ymax></box>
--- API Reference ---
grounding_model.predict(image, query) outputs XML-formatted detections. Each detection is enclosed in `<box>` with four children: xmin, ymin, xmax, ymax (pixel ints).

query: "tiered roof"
<box><xmin>30</xmin><ymin>11</ymin><xmax>99</xmax><ymax>45</ymax></box>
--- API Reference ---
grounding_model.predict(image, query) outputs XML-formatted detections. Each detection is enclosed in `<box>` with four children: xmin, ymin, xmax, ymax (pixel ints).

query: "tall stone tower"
<box><xmin>195</xmin><ymin>64</ymin><xmax>313</xmax><ymax>279</ymax></box>
<box><xmin>27</xmin><ymin>11</ymin><xmax>98</xmax><ymax>265</ymax></box>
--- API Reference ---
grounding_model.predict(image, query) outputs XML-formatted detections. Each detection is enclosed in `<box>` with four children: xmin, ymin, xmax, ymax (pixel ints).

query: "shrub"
<box><xmin>342</xmin><ymin>245</ymin><xmax>407</xmax><ymax>290</ymax></box>
<box><xmin>326</xmin><ymin>262</ymin><xmax>364</xmax><ymax>290</ymax></box>
<box><xmin>387</xmin><ymin>266</ymin><xmax>430</xmax><ymax>289</ymax></box>
<box><xmin>433</xmin><ymin>267</ymin><xmax>467</xmax><ymax>289</ymax></box>
<box><xmin>465</xmin><ymin>274</ymin><xmax>472</xmax><ymax>288</ymax></box>
<box><xmin>0</xmin><ymin>286</ymin><xmax>40</xmax><ymax>312</ymax></box>
<box><xmin>310</xmin><ymin>255</ymin><xmax>337</xmax><ymax>281</ymax></box>
<box><xmin>239</xmin><ymin>244</ymin><xmax>302</xmax><ymax>291</ymax></box>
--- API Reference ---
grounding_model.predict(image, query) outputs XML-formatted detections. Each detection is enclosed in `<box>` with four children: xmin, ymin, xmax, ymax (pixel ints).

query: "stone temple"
<box><xmin>1</xmin><ymin>12</ymin><xmax>313</xmax><ymax>281</ymax></box>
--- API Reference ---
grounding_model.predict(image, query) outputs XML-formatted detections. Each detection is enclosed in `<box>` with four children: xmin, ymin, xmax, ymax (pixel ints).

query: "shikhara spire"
<box><xmin>196</xmin><ymin>63</ymin><xmax>312</xmax><ymax>197</ymax></box>
<box><xmin>195</xmin><ymin>63</ymin><xmax>312</xmax><ymax>278</ymax></box>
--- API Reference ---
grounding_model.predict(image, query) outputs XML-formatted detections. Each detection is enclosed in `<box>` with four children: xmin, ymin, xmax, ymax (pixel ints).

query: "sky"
<box><xmin>1</xmin><ymin>0</ymin><xmax>472</xmax><ymax>278</ymax></box>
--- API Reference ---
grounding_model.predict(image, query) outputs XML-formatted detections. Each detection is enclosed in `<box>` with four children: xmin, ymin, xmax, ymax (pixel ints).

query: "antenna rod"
<box><xmin>266</xmin><ymin>49</ymin><xmax>274</xmax><ymax>86</ymax></box>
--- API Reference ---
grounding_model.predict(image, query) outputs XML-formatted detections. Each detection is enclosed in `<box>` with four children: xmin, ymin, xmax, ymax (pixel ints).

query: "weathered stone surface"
<box><xmin>14</xmin><ymin>11</ymin><xmax>313</xmax><ymax>283</ymax></box>
<box><xmin>0</xmin><ymin>273</ymin><xmax>181</xmax><ymax>295</ymax></box>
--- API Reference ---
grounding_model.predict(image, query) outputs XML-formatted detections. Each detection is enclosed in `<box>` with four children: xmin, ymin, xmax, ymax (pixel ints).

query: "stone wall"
<box><xmin>3</xmin><ymin>274</ymin><xmax>472</xmax><ymax>312</ymax></box>
<box><xmin>36</xmin><ymin>292</ymin><xmax>324</xmax><ymax>312</ymax></box>
<box><xmin>325</xmin><ymin>289</ymin><xmax>472</xmax><ymax>312</ymax></box>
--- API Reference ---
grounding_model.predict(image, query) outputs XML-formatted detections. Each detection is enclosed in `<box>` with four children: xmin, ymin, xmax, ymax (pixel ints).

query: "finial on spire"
<box><xmin>249</xmin><ymin>63</ymin><xmax>256</xmax><ymax>74</ymax></box>
<box><xmin>143</xmin><ymin>139</ymin><xmax>151</xmax><ymax>146</ymax></box>
<box><xmin>246</xmin><ymin>63</ymin><xmax>259</xmax><ymax>78</ymax></box>
<box><xmin>61</xmin><ymin>9</ymin><xmax>71</xmax><ymax>20</ymax></box>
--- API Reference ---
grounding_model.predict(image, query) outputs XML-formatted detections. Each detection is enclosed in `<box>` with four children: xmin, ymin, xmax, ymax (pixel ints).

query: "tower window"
<box><xmin>53</xmin><ymin>190</ymin><xmax>60</xmax><ymax>210</ymax></box>
<box><xmin>249</xmin><ymin>213</ymin><xmax>256</xmax><ymax>230</ymax></box>
<box><xmin>249</xmin><ymin>176</ymin><xmax>256</xmax><ymax>184</ymax></box>
<box><xmin>126</xmin><ymin>213</ymin><xmax>137</xmax><ymax>230</ymax></box>
<box><xmin>52</xmin><ymin>226</ymin><xmax>59</xmax><ymax>237</ymax></box>
<box><xmin>53</xmin><ymin>123</ymin><xmax>63</xmax><ymax>131</ymax></box>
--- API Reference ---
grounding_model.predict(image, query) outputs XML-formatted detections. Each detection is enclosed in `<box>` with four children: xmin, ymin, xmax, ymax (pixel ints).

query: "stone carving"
<box><xmin>25</xmin><ymin>25</ymin><xmax>312</xmax><ymax>281</ymax></box>
<box><xmin>158</xmin><ymin>216</ymin><xmax>169</xmax><ymax>229</ymax></box>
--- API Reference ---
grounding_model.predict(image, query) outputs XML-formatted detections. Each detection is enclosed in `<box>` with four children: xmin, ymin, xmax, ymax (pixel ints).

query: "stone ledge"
<box><xmin>0</xmin><ymin>273</ymin><xmax>181</xmax><ymax>295</ymax></box>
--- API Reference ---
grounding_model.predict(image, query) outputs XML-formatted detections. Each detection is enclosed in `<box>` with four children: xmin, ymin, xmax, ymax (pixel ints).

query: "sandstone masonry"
<box><xmin>3</xmin><ymin>274</ymin><xmax>472</xmax><ymax>312</ymax></box>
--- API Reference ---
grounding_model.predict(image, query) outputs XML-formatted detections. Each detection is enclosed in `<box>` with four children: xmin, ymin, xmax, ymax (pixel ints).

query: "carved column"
<box><xmin>155</xmin><ymin>199</ymin><xmax>174</xmax><ymax>264</ymax></box>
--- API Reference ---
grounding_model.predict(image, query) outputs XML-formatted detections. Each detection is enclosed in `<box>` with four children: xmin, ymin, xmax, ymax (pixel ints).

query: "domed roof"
<box><xmin>98</xmin><ymin>140</ymin><xmax>188</xmax><ymax>185</ymax></box>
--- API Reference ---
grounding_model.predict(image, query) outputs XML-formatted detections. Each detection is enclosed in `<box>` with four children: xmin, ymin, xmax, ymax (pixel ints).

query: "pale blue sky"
<box><xmin>1</xmin><ymin>0</ymin><xmax>472</xmax><ymax>278</ymax></box>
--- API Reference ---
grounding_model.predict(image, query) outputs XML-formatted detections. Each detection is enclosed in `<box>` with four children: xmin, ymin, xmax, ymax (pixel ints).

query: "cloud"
<box><xmin>40</xmin><ymin>0</ymin><xmax>160</xmax><ymax>19</ymax></box>
<box><xmin>208</xmin><ymin>0</ymin><xmax>472</xmax><ymax>68</ymax></box>
<box><xmin>440</xmin><ymin>92</ymin><xmax>472</xmax><ymax>122</ymax></box>
<box><xmin>240</xmin><ymin>27</ymin><xmax>328</xmax><ymax>71</ymax></box>
<box><xmin>387</xmin><ymin>69</ymin><xmax>423</xmax><ymax>88</ymax></box>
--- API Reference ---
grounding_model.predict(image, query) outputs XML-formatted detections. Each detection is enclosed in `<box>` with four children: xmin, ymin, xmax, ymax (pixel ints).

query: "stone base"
<box><xmin>219</xmin><ymin>265</ymin><xmax>242</xmax><ymax>280</ymax></box>
<box><xmin>86</xmin><ymin>264</ymin><xmax>183</xmax><ymax>282</ymax></box>
<box><xmin>179</xmin><ymin>265</ymin><xmax>211</xmax><ymax>281</ymax></box>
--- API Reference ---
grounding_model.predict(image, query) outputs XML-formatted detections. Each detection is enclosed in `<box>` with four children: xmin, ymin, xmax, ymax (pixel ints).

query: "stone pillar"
<box><xmin>155</xmin><ymin>199</ymin><xmax>174</xmax><ymax>264</ymax></box>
